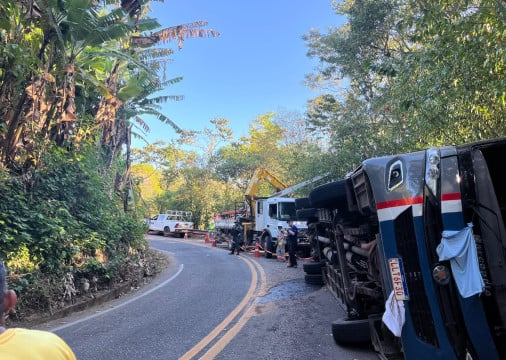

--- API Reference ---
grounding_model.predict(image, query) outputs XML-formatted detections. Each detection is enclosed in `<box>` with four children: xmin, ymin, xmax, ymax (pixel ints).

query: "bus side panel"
<box><xmin>441</xmin><ymin>154</ymin><xmax>499</xmax><ymax>359</ymax></box>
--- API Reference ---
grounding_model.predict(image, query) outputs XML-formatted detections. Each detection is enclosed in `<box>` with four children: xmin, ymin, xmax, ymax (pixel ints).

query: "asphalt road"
<box><xmin>38</xmin><ymin>234</ymin><xmax>378</xmax><ymax>360</ymax></box>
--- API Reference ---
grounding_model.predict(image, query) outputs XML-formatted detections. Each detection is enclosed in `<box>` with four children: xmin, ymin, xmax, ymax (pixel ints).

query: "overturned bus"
<box><xmin>298</xmin><ymin>138</ymin><xmax>506</xmax><ymax>359</ymax></box>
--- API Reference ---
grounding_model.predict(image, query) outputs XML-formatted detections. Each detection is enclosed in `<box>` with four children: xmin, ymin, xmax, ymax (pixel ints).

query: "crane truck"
<box><xmin>297</xmin><ymin>138</ymin><xmax>506</xmax><ymax>359</ymax></box>
<box><xmin>216</xmin><ymin>168</ymin><xmax>329</xmax><ymax>258</ymax></box>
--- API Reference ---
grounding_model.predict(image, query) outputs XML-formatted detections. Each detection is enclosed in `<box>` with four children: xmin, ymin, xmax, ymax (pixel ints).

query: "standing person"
<box><xmin>276</xmin><ymin>230</ymin><xmax>286</xmax><ymax>261</ymax></box>
<box><xmin>286</xmin><ymin>220</ymin><xmax>298</xmax><ymax>268</ymax></box>
<box><xmin>229</xmin><ymin>221</ymin><xmax>243</xmax><ymax>255</ymax></box>
<box><xmin>0</xmin><ymin>259</ymin><xmax>77</xmax><ymax>359</ymax></box>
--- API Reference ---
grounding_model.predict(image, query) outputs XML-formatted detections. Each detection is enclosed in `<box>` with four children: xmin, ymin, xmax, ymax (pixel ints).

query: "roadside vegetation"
<box><xmin>0</xmin><ymin>0</ymin><xmax>218</xmax><ymax>320</ymax></box>
<box><xmin>0</xmin><ymin>0</ymin><xmax>504</xmax><ymax>320</ymax></box>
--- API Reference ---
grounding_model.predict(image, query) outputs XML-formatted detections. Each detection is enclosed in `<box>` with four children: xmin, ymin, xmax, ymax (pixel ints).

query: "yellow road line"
<box><xmin>198</xmin><ymin>256</ymin><xmax>266</xmax><ymax>359</ymax></box>
<box><xmin>179</xmin><ymin>254</ymin><xmax>266</xmax><ymax>360</ymax></box>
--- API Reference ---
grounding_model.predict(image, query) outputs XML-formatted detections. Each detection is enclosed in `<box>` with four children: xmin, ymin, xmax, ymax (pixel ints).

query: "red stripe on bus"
<box><xmin>376</xmin><ymin>193</ymin><xmax>461</xmax><ymax>211</ymax></box>
<box><xmin>441</xmin><ymin>192</ymin><xmax>461</xmax><ymax>201</ymax></box>
<box><xmin>376</xmin><ymin>196</ymin><xmax>423</xmax><ymax>210</ymax></box>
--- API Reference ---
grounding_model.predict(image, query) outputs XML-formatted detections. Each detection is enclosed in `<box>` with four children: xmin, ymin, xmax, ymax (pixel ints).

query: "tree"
<box><xmin>0</xmin><ymin>0</ymin><xmax>142</xmax><ymax>172</ymax></box>
<box><xmin>387</xmin><ymin>0</ymin><xmax>506</xmax><ymax>144</ymax></box>
<box><xmin>214</xmin><ymin>113</ymin><xmax>285</xmax><ymax>181</ymax></box>
<box><xmin>271</xmin><ymin>109</ymin><xmax>330</xmax><ymax>185</ymax></box>
<box><xmin>0</xmin><ymin>0</ymin><xmax>221</xmax><ymax>314</ymax></box>
<box><xmin>303</xmin><ymin>0</ymin><xmax>506</xmax><ymax>169</ymax></box>
<box><xmin>132</xmin><ymin>119</ymin><xmax>237</xmax><ymax>228</ymax></box>
<box><xmin>131</xmin><ymin>163</ymin><xmax>163</xmax><ymax>210</ymax></box>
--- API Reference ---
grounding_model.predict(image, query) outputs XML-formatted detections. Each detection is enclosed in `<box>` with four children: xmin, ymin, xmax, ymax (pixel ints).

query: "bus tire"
<box><xmin>309</xmin><ymin>180</ymin><xmax>347</xmax><ymax>209</ymax></box>
<box><xmin>331</xmin><ymin>318</ymin><xmax>371</xmax><ymax>346</ymax></box>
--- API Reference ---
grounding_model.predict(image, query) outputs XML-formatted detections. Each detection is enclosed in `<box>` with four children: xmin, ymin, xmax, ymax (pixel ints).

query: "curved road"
<box><xmin>48</xmin><ymin>236</ymin><xmax>262</xmax><ymax>359</ymax></box>
<box><xmin>39</xmin><ymin>235</ymin><xmax>378</xmax><ymax>359</ymax></box>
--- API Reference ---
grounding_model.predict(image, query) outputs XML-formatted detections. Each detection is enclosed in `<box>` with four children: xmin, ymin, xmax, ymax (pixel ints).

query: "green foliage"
<box><xmin>131</xmin><ymin>111</ymin><xmax>332</xmax><ymax>230</ymax></box>
<box><xmin>76</xmin><ymin>257</ymin><xmax>111</xmax><ymax>283</ymax></box>
<box><xmin>0</xmin><ymin>0</ymin><xmax>220</xmax><ymax>319</ymax></box>
<box><xmin>0</xmin><ymin>170</ymin><xmax>33</xmax><ymax>260</ymax></box>
<box><xmin>10</xmin><ymin>272</ymin><xmax>57</xmax><ymax>316</ymax></box>
<box><xmin>114</xmin><ymin>214</ymin><xmax>148</xmax><ymax>251</ymax></box>
<box><xmin>304</xmin><ymin>0</ymin><xmax>506</xmax><ymax>170</ymax></box>
<box><xmin>26</xmin><ymin>200</ymin><xmax>79</xmax><ymax>272</ymax></box>
<box><xmin>6</xmin><ymin>245</ymin><xmax>36</xmax><ymax>274</ymax></box>
<box><xmin>10</xmin><ymin>277</ymin><xmax>30</xmax><ymax>294</ymax></box>
<box><xmin>0</xmin><ymin>143</ymin><xmax>147</xmax><ymax>317</ymax></box>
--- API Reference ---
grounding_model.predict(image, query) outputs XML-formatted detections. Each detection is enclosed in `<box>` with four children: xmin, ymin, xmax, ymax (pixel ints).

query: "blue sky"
<box><xmin>136</xmin><ymin>1</ymin><xmax>344</xmax><ymax>147</ymax></box>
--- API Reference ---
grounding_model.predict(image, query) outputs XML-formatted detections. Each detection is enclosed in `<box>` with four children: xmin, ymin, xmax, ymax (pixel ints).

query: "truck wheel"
<box><xmin>331</xmin><ymin>318</ymin><xmax>371</xmax><ymax>346</ymax></box>
<box><xmin>163</xmin><ymin>226</ymin><xmax>171</xmax><ymax>236</ymax></box>
<box><xmin>263</xmin><ymin>234</ymin><xmax>273</xmax><ymax>258</ymax></box>
<box><xmin>303</xmin><ymin>261</ymin><xmax>325</xmax><ymax>275</ymax></box>
<box><xmin>304</xmin><ymin>273</ymin><xmax>324</xmax><ymax>285</ymax></box>
<box><xmin>309</xmin><ymin>179</ymin><xmax>347</xmax><ymax>209</ymax></box>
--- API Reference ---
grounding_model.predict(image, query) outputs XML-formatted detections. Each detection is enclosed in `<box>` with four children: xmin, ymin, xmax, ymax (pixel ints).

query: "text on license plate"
<box><xmin>388</xmin><ymin>258</ymin><xmax>409</xmax><ymax>301</ymax></box>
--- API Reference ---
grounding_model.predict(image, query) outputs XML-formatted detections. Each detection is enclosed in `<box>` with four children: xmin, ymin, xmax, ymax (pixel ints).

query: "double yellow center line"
<box><xmin>179</xmin><ymin>254</ymin><xmax>266</xmax><ymax>360</ymax></box>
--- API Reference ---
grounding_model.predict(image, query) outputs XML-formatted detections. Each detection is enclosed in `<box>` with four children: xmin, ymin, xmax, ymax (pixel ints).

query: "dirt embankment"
<box><xmin>6</xmin><ymin>249</ymin><xmax>170</xmax><ymax>328</ymax></box>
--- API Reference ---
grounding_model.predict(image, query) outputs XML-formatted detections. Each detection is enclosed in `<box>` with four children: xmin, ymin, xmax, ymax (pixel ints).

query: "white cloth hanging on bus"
<box><xmin>436</xmin><ymin>223</ymin><xmax>484</xmax><ymax>298</ymax></box>
<box><xmin>382</xmin><ymin>290</ymin><xmax>405</xmax><ymax>337</ymax></box>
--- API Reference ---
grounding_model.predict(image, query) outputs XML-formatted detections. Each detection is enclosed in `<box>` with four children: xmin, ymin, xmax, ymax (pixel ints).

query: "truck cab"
<box><xmin>253</xmin><ymin>197</ymin><xmax>307</xmax><ymax>258</ymax></box>
<box><xmin>235</xmin><ymin>167</ymin><xmax>327</xmax><ymax>257</ymax></box>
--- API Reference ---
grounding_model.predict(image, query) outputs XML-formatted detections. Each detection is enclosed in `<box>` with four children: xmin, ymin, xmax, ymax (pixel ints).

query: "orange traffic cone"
<box><xmin>212</xmin><ymin>238</ymin><xmax>217</xmax><ymax>247</ymax></box>
<box><xmin>254</xmin><ymin>241</ymin><xmax>260</xmax><ymax>258</ymax></box>
<box><xmin>205</xmin><ymin>232</ymin><xmax>211</xmax><ymax>244</ymax></box>
<box><xmin>184</xmin><ymin>231</ymin><xmax>188</xmax><ymax>240</ymax></box>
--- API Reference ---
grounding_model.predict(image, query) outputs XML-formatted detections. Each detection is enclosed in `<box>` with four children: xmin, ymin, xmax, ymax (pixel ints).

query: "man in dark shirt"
<box><xmin>229</xmin><ymin>222</ymin><xmax>243</xmax><ymax>255</ymax></box>
<box><xmin>286</xmin><ymin>220</ymin><xmax>298</xmax><ymax>268</ymax></box>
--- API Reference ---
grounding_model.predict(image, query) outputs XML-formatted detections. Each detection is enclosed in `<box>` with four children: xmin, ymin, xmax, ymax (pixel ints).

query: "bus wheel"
<box><xmin>331</xmin><ymin>318</ymin><xmax>371</xmax><ymax>346</ymax></box>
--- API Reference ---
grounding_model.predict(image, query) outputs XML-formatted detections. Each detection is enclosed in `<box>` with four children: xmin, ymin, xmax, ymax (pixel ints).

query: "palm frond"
<box><xmin>130</xmin><ymin>35</ymin><xmax>158</xmax><ymax>48</ymax></box>
<box><xmin>160</xmin><ymin>76</ymin><xmax>183</xmax><ymax>86</ymax></box>
<box><xmin>65</xmin><ymin>5</ymin><xmax>134</xmax><ymax>49</ymax></box>
<box><xmin>130</xmin><ymin>129</ymin><xmax>149</xmax><ymax>145</ymax></box>
<box><xmin>134</xmin><ymin>18</ymin><xmax>161</xmax><ymax>32</ymax></box>
<box><xmin>137</xmin><ymin>48</ymin><xmax>174</xmax><ymax>61</ymax></box>
<box><xmin>133</xmin><ymin>82</ymin><xmax>159</xmax><ymax>100</ymax></box>
<box><xmin>96</xmin><ymin>8</ymin><xmax>124</xmax><ymax>28</ymax></box>
<box><xmin>134</xmin><ymin>115</ymin><xmax>150</xmax><ymax>132</ymax></box>
<box><xmin>93</xmin><ymin>22</ymin><xmax>136</xmax><ymax>44</ymax></box>
<box><xmin>76</xmin><ymin>68</ymin><xmax>111</xmax><ymax>96</ymax></box>
<box><xmin>151</xmin><ymin>21</ymin><xmax>220</xmax><ymax>48</ymax></box>
<box><xmin>87</xmin><ymin>49</ymin><xmax>151</xmax><ymax>74</ymax></box>
<box><xmin>140</xmin><ymin>109</ymin><xmax>183</xmax><ymax>133</ymax></box>
<box><xmin>120</xmin><ymin>0</ymin><xmax>141</xmax><ymax>18</ymax></box>
<box><xmin>37</xmin><ymin>0</ymin><xmax>68</xmax><ymax>59</ymax></box>
<box><xmin>140</xmin><ymin>95</ymin><xmax>184</xmax><ymax>106</ymax></box>
<box><xmin>155</xmin><ymin>112</ymin><xmax>183</xmax><ymax>133</ymax></box>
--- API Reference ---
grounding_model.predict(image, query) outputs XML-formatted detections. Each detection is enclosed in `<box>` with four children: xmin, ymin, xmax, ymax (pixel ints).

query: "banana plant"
<box><xmin>0</xmin><ymin>0</ymin><xmax>140</xmax><ymax>170</ymax></box>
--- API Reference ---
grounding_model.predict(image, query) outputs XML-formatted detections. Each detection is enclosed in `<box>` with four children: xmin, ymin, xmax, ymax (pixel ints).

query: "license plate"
<box><xmin>388</xmin><ymin>258</ymin><xmax>409</xmax><ymax>301</ymax></box>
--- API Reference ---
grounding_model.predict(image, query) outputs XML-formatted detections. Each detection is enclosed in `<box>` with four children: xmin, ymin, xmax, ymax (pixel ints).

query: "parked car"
<box><xmin>148</xmin><ymin>211</ymin><xmax>194</xmax><ymax>237</ymax></box>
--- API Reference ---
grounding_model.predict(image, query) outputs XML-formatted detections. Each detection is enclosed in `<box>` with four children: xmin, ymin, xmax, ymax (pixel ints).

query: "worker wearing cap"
<box><xmin>229</xmin><ymin>221</ymin><xmax>243</xmax><ymax>255</ymax></box>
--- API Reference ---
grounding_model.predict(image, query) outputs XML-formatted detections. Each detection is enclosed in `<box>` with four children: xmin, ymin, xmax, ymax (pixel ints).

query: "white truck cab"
<box><xmin>252</xmin><ymin>197</ymin><xmax>307</xmax><ymax>257</ymax></box>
